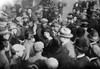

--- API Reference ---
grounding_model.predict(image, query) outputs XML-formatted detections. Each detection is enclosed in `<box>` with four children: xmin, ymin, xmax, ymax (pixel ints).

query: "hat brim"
<box><xmin>89</xmin><ymin>37</ymin><xmax>99</xmax><ymax>42</ymax></box>
<box><xmin>59</xmin><ymin>33</ymin><xmax>73</xmax><ymax>38</ymax></box>
<box><xmin>0</xmin><ymin>29</ymin><xmax>11</xmax><ymax>35</ymax></box>
<box><xmin>87</xmin><ymin>34</ymin><xmax>99</xmax><ymax>42</ymax></box>
<box><xmin>0</xmin><ymin>31</ymin><xmax>11</xmax><ymax>35</ymax></box>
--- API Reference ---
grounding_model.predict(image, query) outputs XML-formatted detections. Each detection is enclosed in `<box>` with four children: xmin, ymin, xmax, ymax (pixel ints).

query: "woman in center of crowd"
<box><xmin>42</xmin><ymin>28</ymin><xmax>60</xmax><ymax>57</ymax></box>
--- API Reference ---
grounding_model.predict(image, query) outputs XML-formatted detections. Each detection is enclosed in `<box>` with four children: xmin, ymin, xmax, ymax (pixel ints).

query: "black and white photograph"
<box><xmin>0</xmin><ymin>0</ymin><xmax>100</xmax><ymax>69</ymax></box>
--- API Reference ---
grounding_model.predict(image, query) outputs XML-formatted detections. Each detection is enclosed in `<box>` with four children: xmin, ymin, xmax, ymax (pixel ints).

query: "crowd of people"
<box><xmin>0</xmin><ymin>0</ymin><xmax>100</xmax><ymax>69</ymax></box>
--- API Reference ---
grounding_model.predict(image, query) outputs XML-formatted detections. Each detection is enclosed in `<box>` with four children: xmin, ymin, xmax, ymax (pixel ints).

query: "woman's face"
<box><xmin>11</xmin><ymin>29</ymin><xmax>17</xmax><ymax>35</ymax></box>
<box><xmin>73</xmin><ymin>17</ymin><xmax>77</xmax><ymax>21</ymax></box>
<box><xmin>44</xmin><ymin>32</ymin><xmax>51</xmax><ymax>39</ymax></box>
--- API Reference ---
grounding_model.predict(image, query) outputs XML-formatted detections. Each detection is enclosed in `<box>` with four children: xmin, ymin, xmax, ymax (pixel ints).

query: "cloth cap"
<box><xmin>0</xmin><ymin>27</ymin><xmax>10</xmax><ymax>35</ymax></box>
<box><xmin>23</xmin><ymin>15</ymin><xmax>29</xmax><ymax>19</ymax></box>
<box><xmin>46</xmin><ymin>57</ymin><xmax>59</xmax><ymax>69</ymax></box>
<box><xmin>9</xmin><ymin>23</ymin><xmax>17</xmax><ymax>29</ymax></box>
<box><xmin>34</xmin><ymin>41</ymin><xmax>44</xmax><ymax>51</ymax></box>
<box><xmin>41</xmin><ymin>18</ymin><xmax>48</xmax><ymax>23</ymax></box>
<box><xmin>0</xmin><ymin>22</ymin><xmax>7</xmax><ymax>27</ymax></box>
<box><xmin>12</xmin><ymin>44</ymin><xmax>25</xmax><ymax>52</ymax></box>
<box><xmin>16</xmin><ymin>16</ymin><xmax>22</xmax><ymax>21</ymax></box>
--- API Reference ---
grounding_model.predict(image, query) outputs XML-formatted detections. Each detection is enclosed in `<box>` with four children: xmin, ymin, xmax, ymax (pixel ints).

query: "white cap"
<box><xmin>12</xmin><ymin>44</ymin><xmax>25</xmax><ymax>52</ymax></box>
<box><xmin>46</xmin><ymin>57</ymin><xmax>59</xmax><ymax>69</ymax></box>
<box><xmin>34</xmin><ymin>41</ymin><xmax>44</xmax><ymax>51</ymax></box>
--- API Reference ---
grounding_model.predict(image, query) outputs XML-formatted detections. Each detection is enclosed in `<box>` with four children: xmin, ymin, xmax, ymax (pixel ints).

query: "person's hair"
<box><xmin>76</xmin><ymin>27</ymin><xmax>85</xmax><ymax>38</ymax></box>
<box><xmin>42</xmin><ymin>28</ymin><xmax>54</xmax><ymax>39</ymax></box>
<box><xmin>0</xmin><ymin>35</ymin><xmax>6</xmax><ymax>51</ymax></box>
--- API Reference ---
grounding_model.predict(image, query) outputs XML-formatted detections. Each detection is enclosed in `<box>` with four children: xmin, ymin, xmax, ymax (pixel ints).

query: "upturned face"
<box><xmin>44</xmin><ymin>31</ymin><xmax>51</xmax><ymax>39</ymax></box>
<box><xmin>11</xmin><ymin>29</ymin><xmax>17</xmax><ymax>35</ymax></box>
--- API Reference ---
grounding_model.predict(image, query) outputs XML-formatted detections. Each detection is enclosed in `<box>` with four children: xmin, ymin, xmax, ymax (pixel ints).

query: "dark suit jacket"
<box><xmin>42</xmin><ymin>38</ymin><xmax>60</xmax><ymax>57</ymax></box>
<box><xmin>55</xmin><ymin>46</ymin><xmax>78</xmax><ymax>69</ymax></box>
<box><xmin>77</xmin><ymin>56</ymin><xmax>90</xmax><ymax>69</ymax></box>
<box><xmin>75</xmin><ymin>37</ymin><xmax>89</xmax><ymax>53</ymax></box>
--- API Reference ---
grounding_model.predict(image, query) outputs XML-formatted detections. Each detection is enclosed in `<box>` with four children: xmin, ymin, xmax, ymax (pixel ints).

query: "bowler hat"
<box><xmin>67</xmin><ymin>15</ymin><xmax>73</xmax><ymax>19</ymax></box>
<box><xmin>80</xmin><ymin>22</ymin><xmax>88</xmax><ymax>27</ymax></box>
<box><xmin>87</xmin><ymin>29</ymin><xmax>99</xmax><ymax>42</ymax></box>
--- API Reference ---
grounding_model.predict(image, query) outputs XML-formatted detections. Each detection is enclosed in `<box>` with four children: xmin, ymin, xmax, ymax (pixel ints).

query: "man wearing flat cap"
<box><xmin>58</xmin><ymin>27</ymin><xmax>76</xmax><ymax>58</ymax></box>
<box><xmin>28</xmin><ymin>41</ymin><xmax>47</xmax><ymax>64</ymax></box>
<box><xmin>35</xmin><ymin>18</ymin><xmax>50</xmax><ymax>42</ymax></box>
<box><xmin>11</xmin><ymin>44</ymin><xmax>25</xmax><ymax>69</ymax></box>
<box><xmin>43</xmin><ymin>6</ymin><xmax>50</xmax><ymax>20</ymax></box>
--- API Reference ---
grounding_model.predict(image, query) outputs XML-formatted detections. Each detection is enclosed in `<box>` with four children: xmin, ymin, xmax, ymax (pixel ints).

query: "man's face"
<box><xmin>16</xmin><ymin>50</ymin><xmax>25</xmax><ymax>57</ymax></box>
<box><xmin>3</xmin><ymin>33</ymin><xmax>10</xmax><ymax>40</ymax></box>
<box><xmin>29</xmin><ymin>22</ymin><xmax>33</xmax><ymax>27</ymax></box>
<box><xmin>36</xmin><ymin>14</ymin><xmax>42</xmax><ymax>18</ymax></box>
<box><xmin>54</xmin><ymin>26</ymin><xmax>60</xmax><ymax>32</ymax></box>
<box><xmin>42</xmin><ymin>23</ymin><xmax>47</xmax><ymax>28</ymax></box>
<box><xmin>60</xmin><ymin>37</ymin><xmax>66</xmax><ymax>42</ymax></box>
<box><xmin>54</xmin><ymin>11</ymin><xmax>59</xmax><ymax>15</ymax></box>
<box><xmin>73</xmin><ymin>17</ymin><xmax>77</xmax><ymax>21</ymax></box>
<box><xmin>28</xmin><ymin>9</ymin><xmax>32</xmax><ymax>14</ymax></box>
<box><xmin>24</xmin><ymin>18</ymin><xmax>29</xmax><ymax>22</ymax></box>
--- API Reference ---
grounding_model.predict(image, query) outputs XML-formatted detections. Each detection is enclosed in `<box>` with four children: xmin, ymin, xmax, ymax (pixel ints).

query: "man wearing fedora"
<box><xmin>86</xmin><ymin>29</ymin><xmax>100</xmax><ymax>68</ymax></box>
<box><xmin>0</xmin><ymin>23</ymin><xmax>11</xmax><ymax>69</ymax></box>
<box><xmin>58</xmin><ymin>27</ymin><xmax>76</xmax><ymax>58</ymax></box>
<box><xmin>54</xmin><ymin>27</ymin><xmax>78</xmax><ymax>69</ymax></box>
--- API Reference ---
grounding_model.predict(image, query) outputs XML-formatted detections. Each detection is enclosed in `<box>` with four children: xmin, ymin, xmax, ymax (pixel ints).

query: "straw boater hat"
<box><xmin>59</xmin><ymin>27</ymin><xmax>73</xmax><ymax>38</ymax></box>
<box><xmin>87</xmin><ymin>29</ymin><xmax>99</xmax><ymax>42</ymax></box>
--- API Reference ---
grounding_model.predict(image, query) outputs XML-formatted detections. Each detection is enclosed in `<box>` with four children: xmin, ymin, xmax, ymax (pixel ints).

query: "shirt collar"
<box><xmin>77</xmin><ymin>54</ymin><xmax>85</xmax><ymax>59</ymax></box>
<box><xmin>62</xmin><ymin>39</ymin><xmax>70</xmax><ymax>46</ymax></box>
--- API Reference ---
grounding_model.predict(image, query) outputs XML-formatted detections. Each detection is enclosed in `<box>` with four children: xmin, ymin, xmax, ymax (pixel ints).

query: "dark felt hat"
<box><xmin>87</xmin><ymin>29</ymin><xmax>99</xmax><ymax>42</ymax></box>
